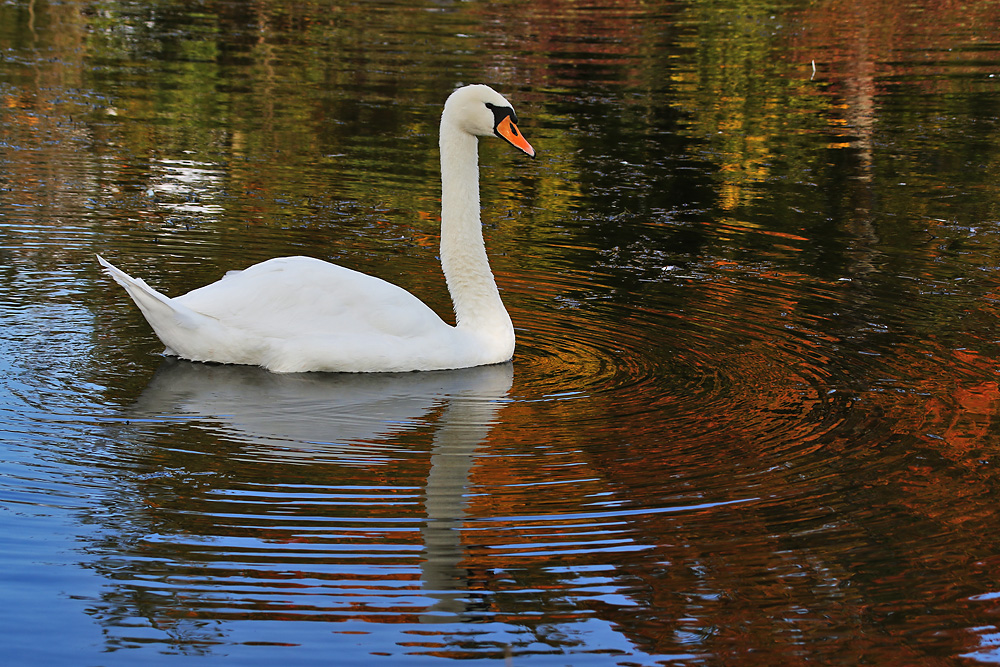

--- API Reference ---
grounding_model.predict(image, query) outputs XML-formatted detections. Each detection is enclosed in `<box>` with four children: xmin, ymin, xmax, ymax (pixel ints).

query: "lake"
<box><xmin>3</xmin><ymin>0</ymin><xmax>1000</xmax><ymax>664</ymax></box>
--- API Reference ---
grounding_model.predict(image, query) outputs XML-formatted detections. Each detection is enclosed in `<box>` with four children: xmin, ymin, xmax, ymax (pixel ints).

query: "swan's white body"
<box><xmin>98</xmin><ymin>85</ymin><xmax>535</xmax><ymax>373</ymax></box>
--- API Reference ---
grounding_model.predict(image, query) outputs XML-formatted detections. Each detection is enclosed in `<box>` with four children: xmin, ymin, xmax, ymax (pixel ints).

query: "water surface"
<box><xmin>3</xmin><ymin>0</ymin><xmax>1000</xmax><ymax>664</ymax></box>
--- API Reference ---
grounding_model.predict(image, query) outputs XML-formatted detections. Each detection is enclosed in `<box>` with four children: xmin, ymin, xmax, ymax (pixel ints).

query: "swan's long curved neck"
<box><xmin>438</xmin><ymin>122</ymin><xmax>512</xmax><ymax>336</ymax></box>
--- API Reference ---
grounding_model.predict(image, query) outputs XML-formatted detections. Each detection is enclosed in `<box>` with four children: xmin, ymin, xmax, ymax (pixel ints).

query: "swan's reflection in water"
<box><xmin>128</xmin><ymin>358</ymin><xmax>513</xmax><ymax>624</ymax></box>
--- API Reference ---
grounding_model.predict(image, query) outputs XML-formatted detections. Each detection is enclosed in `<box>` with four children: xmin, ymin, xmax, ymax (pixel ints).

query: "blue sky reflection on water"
<box><xmin>2</xmin><ymin>0</ymin><xmax>1000</xmax><ymax>664</ymax></box>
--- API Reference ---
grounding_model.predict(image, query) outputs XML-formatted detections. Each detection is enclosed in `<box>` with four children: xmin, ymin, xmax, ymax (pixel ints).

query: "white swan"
<box><xmin>98</xmin><ymin>84</ymin><xmax>535</xmax><ymax>373</ymax></box>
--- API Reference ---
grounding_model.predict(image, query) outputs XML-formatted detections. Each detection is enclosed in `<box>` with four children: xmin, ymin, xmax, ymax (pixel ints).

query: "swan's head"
<box><xmin>443</xmin><ymin>84</ymin><xmax>535</xmax><ymax>158</ymax></box>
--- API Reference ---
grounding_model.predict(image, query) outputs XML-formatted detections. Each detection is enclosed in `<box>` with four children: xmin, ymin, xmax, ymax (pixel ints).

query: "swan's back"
<box><xmin>169</xmin><ymin>256</ymin><xmax>477</xmax><ymax>373</ymax></box>
<box><xmin>177</xmin><ymin>256</ymin><xmax>446</xmax><ymax>341</ymax></box>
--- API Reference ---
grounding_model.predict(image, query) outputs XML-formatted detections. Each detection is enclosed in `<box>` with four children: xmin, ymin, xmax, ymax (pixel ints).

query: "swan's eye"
<box><xmin>485</xmin><ymin>102</ymin><xmax>517</xmax><ymax>128</ymax></box>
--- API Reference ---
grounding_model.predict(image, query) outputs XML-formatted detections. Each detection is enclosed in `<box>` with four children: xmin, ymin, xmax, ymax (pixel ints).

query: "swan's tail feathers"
<box><xmin>96</xmin><ymin>255</ymin><xmax>205</xmax><ymax>338</ymax></box>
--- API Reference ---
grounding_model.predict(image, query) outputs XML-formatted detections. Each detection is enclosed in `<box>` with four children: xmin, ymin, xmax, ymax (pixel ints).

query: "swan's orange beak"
<box><xmin>496</xmin><ymin>115</ymin><xmax>535</xmax><ymax>158</ymax></box>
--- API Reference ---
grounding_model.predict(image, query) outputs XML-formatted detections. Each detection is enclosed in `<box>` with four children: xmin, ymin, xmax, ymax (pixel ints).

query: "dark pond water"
<box><xmin>3</xmin><ymin>0</ymin><xmax>1000</xmax><ymax>664</ymax></box>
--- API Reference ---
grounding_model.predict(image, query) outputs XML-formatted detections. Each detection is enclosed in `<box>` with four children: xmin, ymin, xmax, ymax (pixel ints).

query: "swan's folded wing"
<box><xmin>174</xmin><ymin>256</ymin><xmax>450</xmax><ymax>340</ymax></box>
